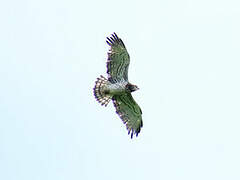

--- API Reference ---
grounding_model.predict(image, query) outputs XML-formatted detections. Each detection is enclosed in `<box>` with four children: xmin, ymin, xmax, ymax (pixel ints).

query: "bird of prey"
<box><xmin>93</xmin><ymin>33</ymin><xmax>143</xmax><ymax>138</ymax></box>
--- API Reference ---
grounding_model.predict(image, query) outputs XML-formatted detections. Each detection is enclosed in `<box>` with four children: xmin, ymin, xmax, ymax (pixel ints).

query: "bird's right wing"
<box><xmin>112</xmin><ymin>92</ymin><xmax>143</xmax><ymax>138</ymax></box>
<box><xmin>106</xmin><ymin>33</ymin><xmax>130</xmax><ymax>83</ymax></box>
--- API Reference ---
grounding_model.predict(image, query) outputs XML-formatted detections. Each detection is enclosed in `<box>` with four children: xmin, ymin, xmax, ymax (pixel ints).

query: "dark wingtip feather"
<box><xmin>106</xmin><ymin>37</ymin><xmax>113</xmax><ymax>45</ymax></box>
<box><xmin>106</xmin><ymin>32</ymin><xmax>125</xmax><ymax>48</ymax></box>
<box><xmin>106</xmin><ymin>40</ymin><xmax>111</xmax><ymax>46</ymax></box>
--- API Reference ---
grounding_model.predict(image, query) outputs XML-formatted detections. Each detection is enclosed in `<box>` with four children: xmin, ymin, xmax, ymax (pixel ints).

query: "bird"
<box><xmin>93</xmin><ymin>33</ymin><xmax>143</xmax><ymax>138</ymax></box>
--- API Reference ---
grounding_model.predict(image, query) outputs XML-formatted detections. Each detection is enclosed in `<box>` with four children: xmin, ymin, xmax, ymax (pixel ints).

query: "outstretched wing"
<box><xmin>112</xmin><ymin>93</ymin><xmax>143</xmax><ymax>138</ymax></box>
<box><xmin>106</xmin><ymin>33</ymin><xmax>130</xmax><ymax>83</ymax></box>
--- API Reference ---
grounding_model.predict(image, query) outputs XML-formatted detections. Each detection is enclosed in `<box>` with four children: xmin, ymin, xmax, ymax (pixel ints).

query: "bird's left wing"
<box><xmin>106</xmin><ymin>33</ymin><xmax>130</xmax><ymax>83</ymax></box>
<box><xmin>112</xmin><ymin>93</ymin><xmax>143</xmax><ymax>138</ymax></box>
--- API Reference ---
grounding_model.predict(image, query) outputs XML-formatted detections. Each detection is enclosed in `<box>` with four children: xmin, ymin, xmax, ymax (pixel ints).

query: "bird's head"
<box><xmin>126</xmin><ymin>83</ymin><xmax>139</xmax><ymax>92</ymax></box>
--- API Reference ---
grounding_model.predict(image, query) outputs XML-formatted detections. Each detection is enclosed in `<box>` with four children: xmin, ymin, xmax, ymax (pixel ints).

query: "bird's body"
<box><xmin>93</xmin><ymin>33</ymin><xmax>142</xmax><ymax>138</ymax></box>
<box><xmin>107</xmin><ymin>80</ymin><xmax>128</xmax><ymax>95</ymax></box>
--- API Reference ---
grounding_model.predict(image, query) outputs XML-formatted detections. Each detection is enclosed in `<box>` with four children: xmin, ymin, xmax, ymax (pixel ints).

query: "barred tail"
<box><xmin>93</xmin><ymin>75</ymin><xmax>111</xmax><ymax>106</ymax></box>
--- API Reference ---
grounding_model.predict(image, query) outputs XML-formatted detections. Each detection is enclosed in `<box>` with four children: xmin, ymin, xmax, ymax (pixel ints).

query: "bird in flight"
<box><xmin>93</xmin><ymin>33</ymin><xmax>143</xmax><ymax>138</ymax></box>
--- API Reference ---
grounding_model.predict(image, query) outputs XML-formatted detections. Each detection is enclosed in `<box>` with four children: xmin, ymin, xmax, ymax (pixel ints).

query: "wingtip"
<box><xmin>106</xmin><ymin>32</ymin><xmax>125</xmax><ymax>48</ymax></box>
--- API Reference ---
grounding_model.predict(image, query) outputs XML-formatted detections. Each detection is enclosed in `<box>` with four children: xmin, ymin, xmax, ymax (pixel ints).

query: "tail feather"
<box><xmin>93</xmin><ymin>75</ymin><xmax>111</xmax><ymax>106</ymax></box>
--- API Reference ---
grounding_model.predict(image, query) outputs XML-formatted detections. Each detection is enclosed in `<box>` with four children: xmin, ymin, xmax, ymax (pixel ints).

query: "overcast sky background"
<box><xmin>1</xmin><ymin>0</ymin><xmax>240</xmax><ymax>179</ymax></box>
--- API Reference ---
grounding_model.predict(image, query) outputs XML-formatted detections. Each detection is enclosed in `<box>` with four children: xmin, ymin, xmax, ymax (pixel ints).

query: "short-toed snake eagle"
<box><xmin>93</xmin><ymin>33</ymin><xmax>142</xmax><ymax>138</ymax></box>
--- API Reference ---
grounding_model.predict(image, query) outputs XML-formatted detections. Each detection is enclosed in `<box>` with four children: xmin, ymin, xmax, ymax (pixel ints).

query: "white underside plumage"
<box><xmin>107</xmin><ymin>80</ymin><xmax>128</xmax><ymax>95</ymax></box>
<box><xmin>93</xmin><ymin>75</ymin><xmax>127</xmax><ymax>106</ymax></box>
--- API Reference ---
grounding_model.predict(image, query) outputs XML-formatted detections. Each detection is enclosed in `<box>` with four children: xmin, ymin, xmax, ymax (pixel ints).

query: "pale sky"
<box><xmin>1</xmin><ymin>0</ymin><xmax>240</xmax><ymax>179</ymax></box>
